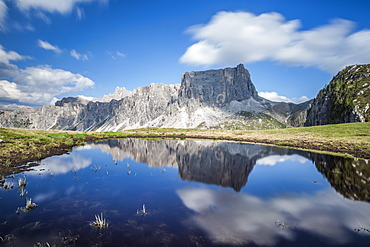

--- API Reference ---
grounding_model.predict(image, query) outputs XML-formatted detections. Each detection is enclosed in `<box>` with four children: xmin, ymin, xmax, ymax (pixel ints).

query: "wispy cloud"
<box><xmin>180</xmin><ymin>11</ymin><xmax>370</xmax><ymax>73</ymax></box>
<box><xmin>14</xmin><ymin>0</ymin><xmax>108</xmax><ymax>14</ymax></box>
<box><xmin>0</xmin><ymin>0</ymin><xmax>7</xmax><ymax>31</ymax></box>
<box><xmin>37</xmin><ymin>40</ymin><xmax>62</xmax><ymax>53</ymax></box>
<box><xmin>116</xmin><ymin>51</ymin><xmax>125</xmax><ymax>58</ymax></box>
<box><xmin>259</xmin><ymin>91</ymin><xmax>309</xmax><ymax>103</ymax></box>
<box><xmin>76</xmin><ymin>7</ymin><xmax>85</xmax><ymax>20</ymax></box>
<box><xmin>0</xmin><ymin>0</ymin><xmax>109</xmax><ymax>31</ymax></box>
<box><xmin>70</xmin><ymin>49</ymin><xmax>88</xmax><ymax>60</ymax></box>
<box><xmin>35</xmin><ymin>11</ymin><xmax>51</xmax><ymax>24</ymax></box>
<box><xmin>106</xmin><ymin>50</ymin><xmax>125</xmax><ymax>60</ymax></box>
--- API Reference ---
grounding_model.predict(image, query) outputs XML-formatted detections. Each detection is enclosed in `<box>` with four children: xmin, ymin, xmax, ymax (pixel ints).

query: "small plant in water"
<box><xmin>18</xmin><ymin>177</ymin><xmax>27</xmax><ymax>188</ymax></box>
<box><xmin>275</xmin><ymin>219</ymin><xmax>289</xmax><ymax>229</ymax></box>
<box><xmin>25</xmin><ymin>198</ymin><xmax>38</xmax><ymax>211</ymax></box>
<box><xmin>3</xmin><ymin>181</ymin><xmax>14</xmax><ymax>190</ymax></box>
<box><xmin>16</xmin><ymin>198</ymin><xmax>37</xmax><ymax>213</ymax></box>
<box><xmin>91</xmin><ymin>213</ymin><xmax>109</xmax><ymax>230</ymax></box>
<box><xmin>136</xmin><ymin>204</ymin><xmax>148</xmax><ymax>216</ymax></box>
<box><xmin>91</xmin><ymin>165</ymin><xmax>101</xmax><ymax>172</ymax></box>
<box><xmin>354</xmin><ymin>221</ymin><xmax>370</xmax><ymax>233</ymax></box>
<box><xmin>33</xmin><ymin>242</ymin><xmax>52</xmax><ymax>247</ymax></box>
<box><xmin>19</xmin><ymin>187</ymin><xmax>28</xmax><ymax>197</ymax></box>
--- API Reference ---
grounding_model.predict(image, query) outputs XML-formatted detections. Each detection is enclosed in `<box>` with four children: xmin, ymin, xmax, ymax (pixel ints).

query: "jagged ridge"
<box><xmin>0</xmin><ymin>64</ymin><xmax>312</xmax><ymax>131</ymax></box>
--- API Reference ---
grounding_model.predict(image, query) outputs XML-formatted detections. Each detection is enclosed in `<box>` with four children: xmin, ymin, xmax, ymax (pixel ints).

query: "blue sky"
<box><xmin>0</xmin><ymin>0</ymin><xmax>370</xmax><ymax>109</ymax></box>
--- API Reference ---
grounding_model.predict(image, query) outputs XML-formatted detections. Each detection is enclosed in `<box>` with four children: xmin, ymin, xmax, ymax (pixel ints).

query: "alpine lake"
<box><xmin>1</xmin><ymin>138</ymin><xmax>370</xmax><ymax>247</ymax></box>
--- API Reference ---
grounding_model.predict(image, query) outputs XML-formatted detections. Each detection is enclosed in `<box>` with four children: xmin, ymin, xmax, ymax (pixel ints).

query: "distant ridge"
<box><xmin>1</xmin><ymin>64</ymin><xmax>367</xmax><ymax>131</ymax></box>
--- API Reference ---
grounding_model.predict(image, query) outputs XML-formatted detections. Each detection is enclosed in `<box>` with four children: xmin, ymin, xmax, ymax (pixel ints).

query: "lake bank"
<box><xmin>0</xmin><ymin>123</ymin><xmax>369</xmax><ymax>172</ymax></box>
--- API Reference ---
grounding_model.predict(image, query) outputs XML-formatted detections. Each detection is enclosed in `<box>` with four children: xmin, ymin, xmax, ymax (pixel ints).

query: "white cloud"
<box><xmin>177</xmin><ymin>187</ymin><xmax>370</xmax><ymax>245</ymax></box>
<box><xmin>0</xmin><ymin>45</ymin><xmax>95</xmax><ymax>108</ymax></box>
<box><xmin>0</xmin><ymin>44</ymin><xmax>30</xmax><ymax>77</ymax></box>
<box><xmin>15</xmin><ymin>65</ymin><xmax>94</xmax><ymax>92</ymax></box>
<box><xmin>0</xmin><ymin>44</ymin><xmax>30</xmax><ymax>64</ymax></box>
<box><xmin>0</xmin><ymin>65</ymin><xmax>95</xmax><ymax>107</ymax></box>
<box><xmin>259</xmin><ymin>91</ymin><xmax>309</xmax><ymax>103</ymax></box>
<box><xmin>0</xmin><ymin>79</ymin><xmax>56</xmax><ymax>106</ymax></box>
<box><xmin>180</xmin><ymin>11</ymin><xmax>370</xmax><ymax>73</ymax></box>
<box><xmin>14</xmin><ymin>0</ymin><xmax>107</xmax><ymax>14</ymax></box>
<box><xmin>70</xmin><ymin>49</ymin><xmax>88</xmax><ymax>60</ymax></box>
<box><xmin>37</xmin><ymin>39</ymin><xmax>62</xmax><ymax>53</ymax></box>
<box><xmin>77</xmin><ymin>95</ymin><xmax>94</xmax><ymax>101</ymax></box>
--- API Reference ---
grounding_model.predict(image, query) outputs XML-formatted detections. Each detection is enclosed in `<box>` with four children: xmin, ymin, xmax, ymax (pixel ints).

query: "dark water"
<box><xmin>0</xmin><ymin>139</ymin><xmax>370</xmax><ymax>246</ymax></box>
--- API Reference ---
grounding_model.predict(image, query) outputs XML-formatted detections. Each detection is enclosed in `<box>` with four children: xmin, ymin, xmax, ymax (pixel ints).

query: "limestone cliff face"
<box><xmin>305</xmin><ymin>64</ymin><xmax>370</xmax><ymax>126</ymax></box>
<box><xmin>178</xmin><ymin>64</ymin><xmax>259</xmax><ymax>107</ymax></box>
<box><xmin>0</xmin><ymin>64</ymin><xmax>311</xmax><ymax>131</ymax></box>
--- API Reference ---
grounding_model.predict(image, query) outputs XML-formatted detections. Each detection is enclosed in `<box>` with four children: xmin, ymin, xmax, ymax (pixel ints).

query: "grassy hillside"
<box><xmin>308</xmin><ymin>64</ymin><xmax>370</xmax><ymax>125</ymax></box>
<box><xmin>0</xmin><ymin>122</ymin><xmax>369</xmax><ymax>170</ymax></box>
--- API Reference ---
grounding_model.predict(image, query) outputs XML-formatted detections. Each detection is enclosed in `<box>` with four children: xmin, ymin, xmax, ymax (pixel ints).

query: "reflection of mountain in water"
<box><xmin>87</xmin><ymin>139</ymin><xmax>308</xmax><ymax>192</ymax></box>
<box><xmin>311</xmin><ymin>153</ymin><xmax>370</xmax><ymax>202</ymax></box>
<box><xmin>87</xmin><ymin>139</ymin><xmax>370</xmax><ymax>199</ymax></box>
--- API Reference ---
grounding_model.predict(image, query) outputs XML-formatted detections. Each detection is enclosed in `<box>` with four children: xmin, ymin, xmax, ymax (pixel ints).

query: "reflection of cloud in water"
<box><xmin>26</xmin><ymin>153</ymin><xmax>92</xmax><ymax>175</ymax></box>
<box><xmin>256</xmin><ymin>155</ymin><xmax>308</xmax><ymax>166</ymax></box>
<box><xmin>177</xmin><ymin>187</ymin><xmax>370</xmax><ymax>245</ymax></box>
<box><xmin>34</xmin><ymin>191</ymin><xmax>55</xmax><ymax>203</ymax></box>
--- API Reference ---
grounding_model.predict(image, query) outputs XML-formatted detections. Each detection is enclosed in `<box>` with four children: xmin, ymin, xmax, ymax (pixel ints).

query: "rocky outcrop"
<box><xmin>305</xmin><ymin>64</ymin><xmax>370</xmax><ymax>126</ymax></box>
<box><xmin>0</xmin><ymin>64</ymin><xmax>311</xmax><ymax>131</ymax></box>
<box><xmin>178</xmin><ymin>64</ymin><xmax>259</xmax><ymax>107</ymax></box>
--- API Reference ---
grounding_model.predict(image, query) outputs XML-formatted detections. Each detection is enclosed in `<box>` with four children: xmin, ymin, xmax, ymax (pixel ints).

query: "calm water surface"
<box><xmin>0</xmin><ymin>139</ymin><xmax>370</xmax><ymax>246</ymax></box>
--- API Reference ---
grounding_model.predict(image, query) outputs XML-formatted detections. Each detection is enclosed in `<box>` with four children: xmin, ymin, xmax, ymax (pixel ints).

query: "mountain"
<box><xmin>0</xmin><ymin>64</ymin><xmax>312</xmax><ymax>131</ymax></box>
<box><xmin>305</xmin><ymin>64</ymin><xmax>370</xmax><ymax>126</ymax></box>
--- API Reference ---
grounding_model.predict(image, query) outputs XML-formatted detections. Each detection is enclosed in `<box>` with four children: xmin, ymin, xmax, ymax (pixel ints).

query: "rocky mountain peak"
<box><xmin>99</xmin><ymin>86</ymin><xmax>132</xmax><ymax>102</ymax></box>
<box><xmin>178</xmin><ymin>63</ymin><xmax>259</xmax><ymax>107</ymax></box>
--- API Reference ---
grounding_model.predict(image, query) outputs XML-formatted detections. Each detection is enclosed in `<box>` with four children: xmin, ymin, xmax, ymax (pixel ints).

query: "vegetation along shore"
<box><xmin>0</xmin><ymin>122</ymin><xmax>369</xmax><ymax>173</ymax></box>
